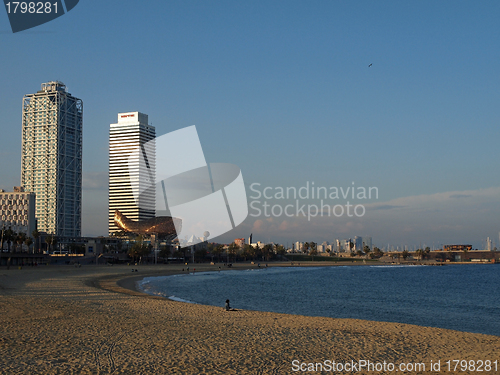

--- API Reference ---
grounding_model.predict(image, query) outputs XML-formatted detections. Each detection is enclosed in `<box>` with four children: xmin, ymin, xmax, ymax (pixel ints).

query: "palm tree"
<box><xmin>4</xmin><ymin>228</ymin><xmax>15</xmax><ymax>253</ymax></box>
<box><xmin>275</xmin><ymin>244</ymin><xmax>286</xmax><ymax>256</ymax></box>
<box><xmin>45</xmin><ymin>234</ymin><xmax>53</xmax><ymax>253</ymax></box>
<box><xmin>309</xmin><ymin>242</ymin><xmax>318</xmax><ymax>260</ymax></box>
<box><xmin>245</xmin><ymin>244</ymin><xmax>255</xmax><ymax>261</ymax></box>
<box><xmin>16</xmin><ymin>232</ymin><xmax>27</xmax><ymax>253</ymax></box>
<box><xmin>372</xmin><ymin>247</ymin><xmax>383</xmax><ymax>259</ymax></box>
<box><xmin>52</xmin><ymin>236</ymin><xmax>58</xmax><ymax>253</ymax></box>
<box><xmin>227</xmin><ymin>242</ymin><xmax>239</xmax><ymax>263</ymax></box>
<box><xmin>25</xmin><ymin>237</ymin><xmax>33</xmax><ymax>254</ymax></box>
<box><xmin>159</xmin><ymin>244</ymin><xmax>171</xmax><ymax>260</ymax></box>
<box><xmin>128</xmin><ymin>242</ymin><xmax>150</xmax><ymax>263</ymax></box>
<box><xmin>262</xmin><ymin>244</ymin><xmax>273</xmax><ymax>261</ymax></box>
<box><xmin>309</xmin><ymin>242</ymin><xmax>317</xmax><ymax>260</ymax></box>
<box><xmin>415</xmin><ymin>249</ymin><xmax>423</xmax><ymax>261</ymax></box>
<box><xmin>213</xmin><ymin>244</ymin><xmax>225</xmax><ymax>262</ymax></box>
<box><xmin>0</xmin><ymin>226</ymin><xmax>4</xmax><ymax>251</ymax></box>
<box><xmin>32</xmin><ymin>229</ymin><xmax>40</xmax><ymax>253</ymax></box>
<box><xmin>12</xmin><ymin>232</ymin><xmax>18</xmax><ymax>253</ymax></box>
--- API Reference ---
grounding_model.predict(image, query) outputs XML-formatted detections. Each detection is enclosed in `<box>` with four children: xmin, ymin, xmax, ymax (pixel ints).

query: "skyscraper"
<box><xmin>363</xmin><ymin>236</ymin><xmax>372</xmax><ymax>251</ymax></box>
<box><xmin>21</xmin><ymin>81</ymin><xmax>83</xmax><ymax>237</ymax></box>
<box><xmin>108</xmin><ymin>112</ymin><xmax>155</xmax><ymax>235</ymax></box>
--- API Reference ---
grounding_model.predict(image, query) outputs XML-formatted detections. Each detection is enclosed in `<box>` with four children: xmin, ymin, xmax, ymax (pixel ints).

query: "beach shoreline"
<box><xmin>1</xmin><ymin>263</ymin><xmax>499</xmax><ymax>374</ymax></box>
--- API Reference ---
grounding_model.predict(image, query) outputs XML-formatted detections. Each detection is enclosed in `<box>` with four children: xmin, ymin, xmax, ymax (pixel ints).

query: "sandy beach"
<box><xmin>0</xmin><ymin>263</ymin><xmax>498</xmax><ymax>374</ymax></box>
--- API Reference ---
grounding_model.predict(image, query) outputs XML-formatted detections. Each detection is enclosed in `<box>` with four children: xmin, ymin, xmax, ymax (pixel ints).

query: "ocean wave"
<box><xmin>168</xmin><ymin>295</ymin><xmax>198</xmax><ymax>304</ymax></box>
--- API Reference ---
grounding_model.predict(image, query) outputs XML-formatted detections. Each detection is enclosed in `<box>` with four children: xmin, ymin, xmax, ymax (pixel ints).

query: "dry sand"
<box><xmin>0</xmin><ymin>263</ymin><xmax>498</xmax><ymax>374</ymax></box>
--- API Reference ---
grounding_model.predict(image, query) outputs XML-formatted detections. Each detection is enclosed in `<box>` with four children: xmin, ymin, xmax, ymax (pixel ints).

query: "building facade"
<box><xmin>443</xmin><ymin>244</ymin><xmax>472</xmax><ymax>252</ymax></box>
<box><xmin>0</xmin><ymin>186</ymin><xmax>36</xmax><ymax>238</ymax></box>
<box><xmin>21</xmin><ymin>81</ymin><xmax>83</xmax><ymax>238</ymax></box>
<box><xmin>108</xmin><ymin>112</ymin><xmax>155</xmax><ymax>235</ymax></box>
<box><xmin>234</xmin><ymin>238</ymin><xmax>245</xmax><ymax>248</ymax></box>
<box><xmin>294</xmin><ymin>241</ymin><xmax>303</xmax><ymax>252</ymax></box>
<box><xmin>354</xmin><ymin>236</ymin><xmax>363</xmax><ymax>251</ymax></box>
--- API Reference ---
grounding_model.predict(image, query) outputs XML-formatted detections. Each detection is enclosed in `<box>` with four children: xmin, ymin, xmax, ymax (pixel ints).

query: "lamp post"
<box><xmin>0</xmin><ymin>225</ymin><xmax>4</xmax><ymax>265</ymax></box>
<box><xmin>152</xmin><ymin>234</ymin><xmax>158</xmax><ymax>265</ymax></box>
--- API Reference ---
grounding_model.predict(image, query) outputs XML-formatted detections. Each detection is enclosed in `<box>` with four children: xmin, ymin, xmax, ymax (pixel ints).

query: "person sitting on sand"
<box><xmin>225</xmin><ymin>299</ymin><xmax>236</xmax><ymax>311</ymax></box>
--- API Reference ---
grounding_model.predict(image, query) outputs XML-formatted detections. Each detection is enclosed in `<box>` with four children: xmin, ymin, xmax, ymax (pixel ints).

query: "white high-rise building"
<box><xmin>486</xmin><ymin>237</ymin><xmax>492</xmax><ymax>251</ymax></box>
<box><xmin>108</xmin><ymin>112</ymin><xmax>155</xmax><ymax>235</ymax></box>
<box><xmin>21</xmin><ymin>81</ymin><xmax>82</xmax><ymax>237</ymax></box>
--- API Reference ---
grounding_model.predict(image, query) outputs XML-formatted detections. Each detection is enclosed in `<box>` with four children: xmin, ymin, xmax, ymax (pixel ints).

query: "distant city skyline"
<box><xmin>1</xmin><ymin>1</ymin><xmax>500</xmax><ymax>248</ymax></box>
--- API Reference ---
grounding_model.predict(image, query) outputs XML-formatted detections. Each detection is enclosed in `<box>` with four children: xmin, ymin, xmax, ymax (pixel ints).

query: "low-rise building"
<box><xmin>443</xmin><ymin>244</ymin><xmax>472</xmax><ymax>252</ymax></box>
<box><xmin>234</xmin><ymin>238</ymin><xmax>245</xmax><ymax>248</ymax></box>
<box><xmin>0</xmin><ymin>186</ymin><xmax>36</xmax><ymax>237</ymax></box>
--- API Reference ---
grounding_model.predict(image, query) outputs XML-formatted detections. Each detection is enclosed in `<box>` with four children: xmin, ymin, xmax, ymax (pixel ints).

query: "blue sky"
<box><xmin>1</xmin><ymin>1</ymin><xmax>499</xmax><ymax>249</ymax></box>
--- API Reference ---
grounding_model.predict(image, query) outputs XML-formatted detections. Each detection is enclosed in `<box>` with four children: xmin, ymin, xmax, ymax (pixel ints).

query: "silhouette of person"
<box><xmin>225</xmin><ymin>299</ymin><xmax>236</xmax><ymax>311</ymax></box>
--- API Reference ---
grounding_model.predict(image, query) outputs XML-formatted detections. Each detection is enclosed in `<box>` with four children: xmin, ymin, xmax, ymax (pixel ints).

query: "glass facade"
<box><xmin>21</xmin><ymin>81</ymin><xmax>83</xmax><ymax>237</ymax></box>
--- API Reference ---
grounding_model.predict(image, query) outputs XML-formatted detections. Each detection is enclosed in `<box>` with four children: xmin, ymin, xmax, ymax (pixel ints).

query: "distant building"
<box><xmin>354</xmin><ymin>236</ymin><xmax>363</xmax><ymax>251</ymax></box>
<box><xmin>234</xmin><ymin>238</ymin><xmax>245</xmax><ymax>247</ymax></box>
<box><xmin>250</xmin><ymin>241</ymin><xmax>265</xmax><ymax>249</ymax></box>
<box><xmin>294</xmin><ymin>241</ymin><xmax>303</xmax><ymax>252</ymax></box>
<box><xmin>486</xmin><ymin>237</ymin><xmax>492</xmax><ymax>251</ymax></box>
<box><xmin>363</xmin><ymin>236</ymin><xmax>372</xmax><ymax>250</ymax></box>
<box><xmin>21</xmin><ymin>81</ymin><xmax>83</xmax><ymax>237</ymax></box>
<box><xmin>443</xmin><ymin>244</ymin><xmax>472</xmax><ymax>252</ymax></box>
<box><xmin>0</xmin><ymin>186</ymin><xmax>36</xmax><ymax>238</ymax></box>
<box><xmin>337</xmin><ymin>239</ymin><xmax>349</xmax><ymax>252</ymax></box>
<box><xmin>108</xmin><ymin>112</ymin><xmax>155</xmax><ymax>235</ymax></box>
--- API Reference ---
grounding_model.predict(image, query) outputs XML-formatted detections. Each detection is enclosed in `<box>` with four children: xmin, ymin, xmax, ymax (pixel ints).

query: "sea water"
<box><xmin>138</xmin><ymin>264</ymin><xmax>500</xmax><ymax>336</ymax></box>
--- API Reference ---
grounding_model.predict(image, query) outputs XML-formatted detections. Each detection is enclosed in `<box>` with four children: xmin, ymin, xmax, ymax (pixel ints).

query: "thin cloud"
<box><xmin>82</xmin><ymin>172</ymin><xmax>107</xmax><ymax>190</ymax></box>
<box><xmin>369</xmin><ymin>204</ymin><xmax>406</xmax><ymax>211</ymax></box>
<box><xmin>449</xmin><ymin>194</ymin><xmax>472</xmax><ymax>199</ymax></box>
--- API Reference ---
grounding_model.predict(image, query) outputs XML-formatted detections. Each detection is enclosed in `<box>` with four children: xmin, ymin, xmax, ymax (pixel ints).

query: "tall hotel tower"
<box><xmin>21</xmin><ymin>81</ymin><xmax>83</xmax><ymax>237</ymax></box>
<box><xmin>108</xmin><ymin>112</ymin><xmax>155</xmax><ymax>235</ymax></box>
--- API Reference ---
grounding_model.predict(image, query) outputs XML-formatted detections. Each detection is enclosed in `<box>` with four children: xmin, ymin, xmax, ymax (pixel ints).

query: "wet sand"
<box><xmin>0</xmin><ymin>263</ymin><xmax>498</xmax><ymax>374</ymax></box>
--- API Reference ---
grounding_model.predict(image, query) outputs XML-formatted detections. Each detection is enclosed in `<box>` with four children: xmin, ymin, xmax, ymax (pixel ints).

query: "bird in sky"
<box><xmin>368</xmin><ymin>63</ymin><xmax>372</xmax><ymax>67</ymax></box>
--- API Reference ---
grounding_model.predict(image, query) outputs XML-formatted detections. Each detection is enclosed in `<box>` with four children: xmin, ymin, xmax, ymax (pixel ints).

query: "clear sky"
<box><xmin>1</xmin><ymin>1</ymin><xmax>499</xmax><ymax>249</ymax></box>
